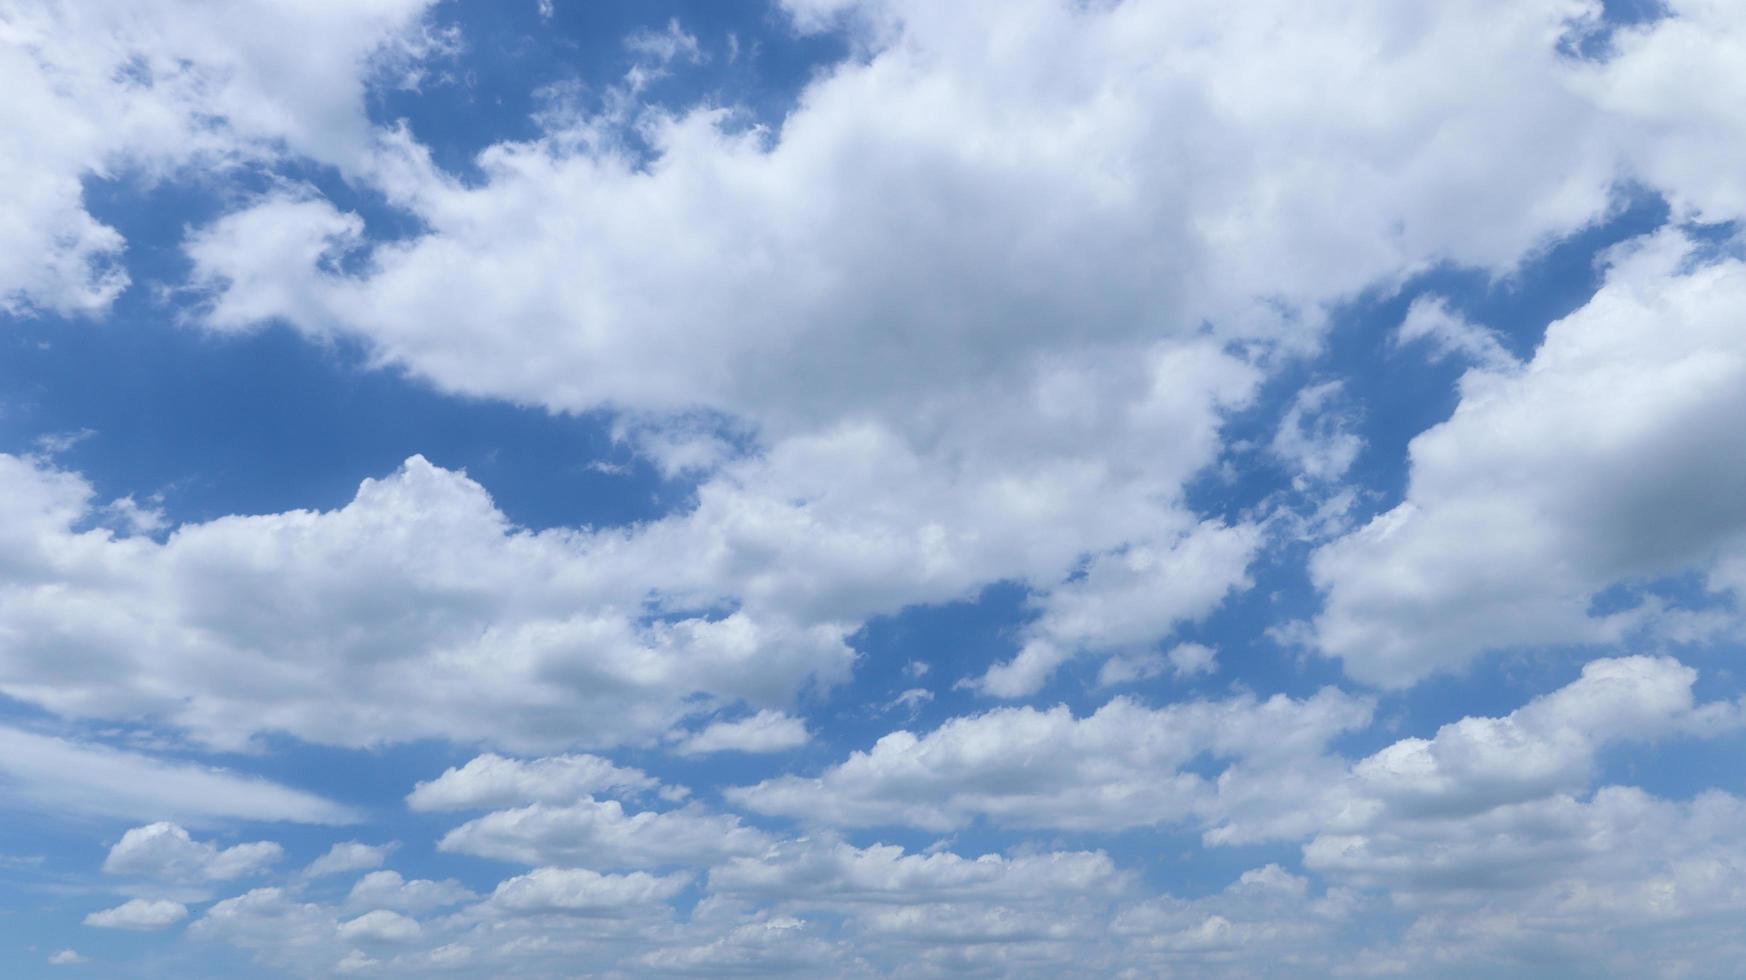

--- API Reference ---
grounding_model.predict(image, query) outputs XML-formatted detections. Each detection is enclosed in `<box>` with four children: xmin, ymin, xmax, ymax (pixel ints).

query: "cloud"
<box><xmin>303</xmin><ymin>841</ymin><xmax>396</xmax><ymax>878</ymax></box>
<box><xmin>676</xmin><ymin>711</ymin><xmax>810</xmax><ymax>755</ymax></box>
<box><xmin>345</xmin><ymin>871</ymin><xmax>475</xmax><ymax>914</ymax></box>
<box><xmin>1270</xmin><ymin>382</ymin><xmax>1364</xmax><ymax>485</ymax></box>
<box><xmin>1348</xmin><ymin>656</ymin><xmax>1742</xmax><ymax>820</ymax></box>
<box><xmin>0</xmin><ymin>0</ymin><xmax>445</xmax><ymax>314</ymax></box>
<box><xmin>976</xmin><ymin>521</ymin><xmax>1259</xmax><ymax>697</ymax></box>
<box><xmin>406</xmin><ymin>753</ymin><xmax>660</xmax><ymax>811</ymax></box>
<box><xmin>102</xmin><ymin>823</ymin><xmax>281</xmax><ymax>884</ymax></box>
<box><xmin>0</xmin><ymin>724</ymin><xmax>356</xmax><ymax>826</ymax></box>
<box><xmin>84</xmin><ymin>898</ymin><xmax>188</xmax><ymax>930</ymax></box>
<box><xmin>481</xmin><ymin>867</ymin><xmax>691</xmax><ymax>917</ymax></box>
<box><xmin>708</xmin><ymin>839</ymin><xmax>1130</xmax><ymax>907</ymax></box>
<box><xmin>437</xmin><ymin>798</ymin><xmax>772</xmax><ymax>869</ymax></box>
<box><xmin>1394</xmin><ymin>295</ymin><xmax>1517</xmax><ymax>371</ymax></box>
<box><xmin>731</xmin><ymin>688</ymin><xmax>1372</xmax><ymax>833</ymax></box>
<box><xmin>0</xmin><ymin>452</ymin><xmax>854</xmax><ymax>752</ymax></box>
<box><xmin>338</xmin><ymin>909</ymin><xmax>422</xmax><ymax>944</ymax></box>
<box><xmin>1313</xmin><ymin>232</ymin><xmax>1746</xmax><ymax>685</ymax></box>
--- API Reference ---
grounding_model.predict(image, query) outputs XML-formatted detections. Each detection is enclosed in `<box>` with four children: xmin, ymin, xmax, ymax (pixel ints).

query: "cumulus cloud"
<box><xmin>102</xmin><ymin>822</ymin><xmax>281</xmax><ymax>884</ymax></box>
<box><xmin>437</xmin><ymin>798</ymin><xmax>772</xmax><ymax>869</ymax></box>
<box><xmin>732</xmin><ymin>689</ymin><xmax>1372</xmax><ymax>833</ymax></box>
<box><xmin>84</xmin><ymin>898</ymin><xmax>188</xmax><ymax>930</ymax></box>
<box><xmin>675</xmin><ymin>710</ymin><xmax>810</xmax><ymax>755</ymax></box>
<box><xmin>0</xmin><ymin>452</ymin><xmax>854</xmax><ymax>752</ymax></box>
<box><xmin>480</xmin><ymin>867</ymin><xmax>691</xmax><ymax>917</ymax></box>
<box><xmin>1314</xmin><ymin>232</ymin><xmax>1746</xmax><ymax>685</ymax></box>
<box><xmin>303</xmin><ymin>842</ymin><xmax>396</xmax><ymax>878</ymax></box>
<box><xmin>345</xmin><ymin>871</ymin><xmax>475</xmax><ymax>914</ymax></box>
<box><xmin>406</xmin><ymin>753</ymin><xmax>660</xmax><ymax>811</ymax></box>
<box><xmin>0</xmin><ymin>0</ymin><xmax>445</xmax><ymax>314</ymax></box>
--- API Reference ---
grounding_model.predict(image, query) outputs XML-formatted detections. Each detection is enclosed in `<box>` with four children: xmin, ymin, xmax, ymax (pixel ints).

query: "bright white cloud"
<box><xmin>675</xmin><ymin>710</ymin><xmax>810</xmax><ymax>755</ymax></box>
<box><xmin>0</xmin><ymin>452</ymin><xmax>854</xmax><ymax>752</ymax></box>
<box><xmin>304</xmin><ymin>842</ymin><xmax>396</xmax><ymax>878</ymax></box>
<box><xmin>0</xmin><ymin>0</ymin><xmax>445</xmax><ymax>315</ymax></box>
<box><xmin>84</xmin><ymin>898</ymin><xmax>188</xmax><ymax>930</ymax></box>
<box><xmin>102</xmin><ymin>822</ymin><xmax>281</xmax><ymax>884</ymax></box>
<box><xmin>1314</xmin><ymin>232</ymin><xmax>1746</xmax><ymax>685</ymax></box>
<box><xmin>406</xmin><ymin>753</ymin><xmax>660</xmax><ymax>811</ymax></box>
<box><xmin>345</xmin><ymin>871</ymin><xmax>475</xmax><ymax>914</ymax></box>
<box><xmin>481</xmin><ymin>867</ymin><xmax>691</xmax><ymax>917</ymax></box>
<box><xmin>339</xmin><ymin>909</ymin><xmax>422</xmax><ymax>944</ymax></box>
<box><xmin>732</xmin><ymin>689</ymin><xmax>1372</xmax><ymax>833</ymax></box>
<box><xmin>437</xmin><ymin>798</ymin><xmax>772</xmax><ymax>869</ymax></box>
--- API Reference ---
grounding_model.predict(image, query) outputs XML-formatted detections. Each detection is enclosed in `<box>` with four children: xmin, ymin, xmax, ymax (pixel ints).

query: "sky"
<box><xmin>1</xmin><ymin>0</ymin><xmax>1744</xmax><ymax>976</ymax></box>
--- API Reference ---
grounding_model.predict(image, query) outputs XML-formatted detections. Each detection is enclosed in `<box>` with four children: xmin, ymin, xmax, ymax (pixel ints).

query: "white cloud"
<box><xmin>0</xmin><ymin>723</ymin><xmax>355</xmax><ymax>826</ymax></box>
<box><xmin>0</xmin><ymin>0</ymin><xmax>445</xmax><ymax>314</ymax></box>
<box><xmin>47</xmin><ymin>949</ymin><xmax>84</xmax><ymax>965</ymax></box>
<box><xmin>977</xmin><ymin>521</ymin><xmax>1260</xmax><ymax>697</ymax></box>
<box><xmin>1098</xmin><ymin>642</ymin><xmax>1217</xmax><ymax>686</ymax></box>
<box><xmin>338</xmin><ymin>909</ymin><xmax>422</xmax><ymax>944</ymax></box>
<box><xmin>0</xmin><ymin>452</ymin><xmax>854</xmax><ymax>752</ymax></box>
<box><xmin>1349</xmin><ymin>656</ymin><xmax>1741</xmax><ymax>820</ymax></box>
<box><xmin>732</xmin><ymin>689</ymin><xmax>1372</xmax><ymax>833</ymax></box>
<box><xmin>83</xmin><ymin>898</ymin><xmax>188</xmax><ymax>930</ymax></box>
<box><xmin>1270</xmin><ymin>381</ymin><xmax>1364</xmax><ymax>485</ymax></box>
<box><xmin>303</xmin><ymin>841</ymin><xmax>396</xmax><ymax>878</ymax></box>
<box><xmin>481</xmin><ymin>867</ymin><xmax>691</xmax><ymax>917</ymax></box>
<box><xmin>406</xmin><ymin>753</ymin><xmax>659</xmax><ymax>811</ymax></box>
<box><xmin>676</xmin><ymin>710</ymin><xmax>810</xmax><ymax>755</ymax></box>
<box><xmin>345</xmin><ymin>871</ymin><xmax>475</xmax><ymax>914</ymax></box>
<box><xmin>437</xmin><ymin>798</ymin><xmax>772</xmax><ymax>869</ymax></box>
<box><xmin>708</xmin><ymin>839</ymin><xmax>1130</xmax><ymax>907</ymax></box>
<box><xmin>1394</xmin><ymin>295</ymin><xmax>1516</xmax><ymax>371</ymax></box>
<box><xmin>102</xmin><ymin>822</ymin><xmax>280</xmax><ymax>884</ymax></box>
<box><xmin>1314</xmin><ymin>232</ymin><xmax>1746</xmax><ymax>685</ymax></box>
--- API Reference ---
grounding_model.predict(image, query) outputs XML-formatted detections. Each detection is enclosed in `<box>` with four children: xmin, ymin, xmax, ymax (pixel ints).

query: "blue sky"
<box><xmin>2</xmin><ymin>0</ymin><xmax>1745</xmax><ymax>976</ymax></box>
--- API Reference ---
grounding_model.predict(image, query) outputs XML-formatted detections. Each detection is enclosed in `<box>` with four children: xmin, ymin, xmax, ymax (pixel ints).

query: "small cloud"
<box><xmin>675</xmin><ymin>710</ymin><xmax>809</xmax><ymax>755</ymax></box>
<box><xmin>49</xmin><ymin>949</ymin><xmax>86</xmax><ymax>965</ymax></box>
<box><xmin>1166</xmin><ymin>642</ymin><xmax>1218</xmax><ymax>677</ymax></box>
<box><xmin>885</xmin><ymin>688</ymin><xmax>933</xmax><ymax>716</ymax></box>
<box><xmin>1271</xmin><ymin>381</ymin><xmax>1362</xmax><ymax>485</ymax></box>
<box><xmin>303</xmin><ymin>841</ymin><xmax>397</xmax><ymax>878</ymax></box>
<box><xmin>625</xmin><ymin>18</ymin><xmax>703</xmax><ymax>66</ymax></box>
<box><xmin>1395</xmin><ymin>295</ymin><xmax>1516</xmax><ymax>371</ymax></box>
<box><xmin>84</xmin><ymin>898</ymin><xmax>188</xmax><ymax>930</ymax></box>
<box><xmin>33</xmin><ymin>428</ymin><xmax>96</xmax><ymax>455</ymax></box>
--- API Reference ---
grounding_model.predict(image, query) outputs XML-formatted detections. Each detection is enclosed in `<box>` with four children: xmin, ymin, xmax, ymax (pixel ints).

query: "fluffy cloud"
<box><xmin>675</xmin><ymin>710</ymin><xmax>810</xmax><ymax>755</ymax></box>
<box><xmin>732</xmin><ymin>688</ymin><xmax>1372</xmax><ymax>833</ymax></box>
<box><xmin>345</xmin><ymin>871</ymin><xmax>475</xmax><ymax>914</ymax></box>
<box><xmin>709</xmin><ymin>839</ymin><xmax>1129</xmax><ymax>907</ymax></box>
<box><xmin>339</xmin><ymin>909</ymin><xmax>422</xmax><ymax>944</ymax></box>
<box><xmin>1349</xmin><ymin>656</ymin><xmax>1741</xmax><ymax>820</ymax></box>
<box><xmin>0</xmin><ymin>452</ymin><xmax>853</xmax><ymax>752</ymax></box>
<box><xmin>480</xmin><ymin>867</ymin><xmax>691</xmax><ymax>917</ymax></box>
<box><xmin>102</xmin><ymin>822</ymin><xmax>281</xmax><ymax>884</ymax></box>
<box><xmin>437</xmin><ymin>798</ymin><xmax>772</xmax><ymax>869</ymax></box>
<box><xmin>1314</xmin><ymin>232</ymin><xmax>1746</xmax><ymax>685</ymax></box>
<box><xmin>304</xmin><ymin>842</ymin><xmax>396</xmax><ymax>878</ymax></box>
<box><xmin>0</xmin><ymin>0</ymin><xmax>444</xmax><ymax>314</ymax></box>
<box><xmin>976</xmin><ymin>521</ymin><xmax>1259</xmax><ymax>696</ymax></box>
<box><xmin>406</xmin><ymin>753</ymin><xmax>660</xmax><ymax>811</ymax></box>
<box><xmin>83</xmin><ymin>898</ymin><xmax>188</xmax><ymax>930</ymax></box>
